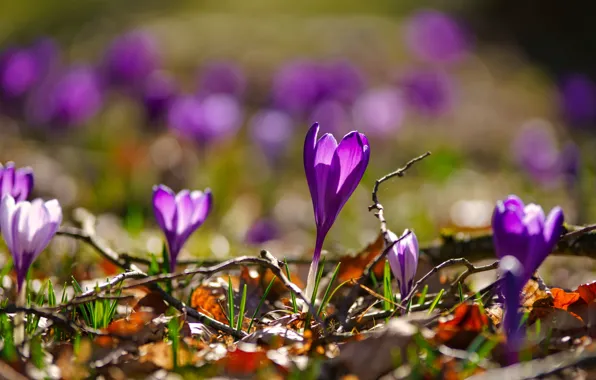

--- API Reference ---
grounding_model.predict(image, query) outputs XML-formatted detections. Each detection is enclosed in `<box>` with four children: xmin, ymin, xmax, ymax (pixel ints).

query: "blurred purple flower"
<box><xmin>0</xmin><ymin>162</ymin><xmax>34</xmax><ymax>202</ymax></box>
<box><xmin>168</xmin><ymin>94</ymin><xmax>242</xmax><ymax>144</ymax></box>
<box><xmin>492</xmin><ymin>195</ymin><xmax>564</xmax><ymax>287</ymax></box>
<box><xmin>319</xmin><ymin>60</ymin><xmax>365</xmax><ymax>105</ymax></box>
<box><xmin>249</xmin><ymin>109</ymin><xmax>294</xmax><ymax>162</ymax></box>
<box><xmin>272</xmin><ymin>60</ymin><xmax>322</xmax><ymax>116</ymax></box>
<box><xmin>104</xmin><ymin>30</ymin><xmax>160</xmax><ymax>88</ymax></box>
<box><xmin>387</xmin><ymin>229</ymin><xmax>419</xmax><ymax>298</ymax></box>
<box><xmin>310</xmin><ymin>100</ymin><xmax>351</xmax><ymax>134</ymax></box>
<box><xmin>303</xmin><ymin>122</ymin><xmax>370</xmax><ymax>304</ymax></box>
<box><xmin>512</xmin><ymin>120</ymin><xmax>560</xmax><ymax>185</ymax></box>
<box><xmin>405</xmin><ymin>9</ymin><xmax>470</xmax><ymax>64</ymax></box>
<box><xmin>35</xmin><ymin>66</ymin><xmax>104</xmax><ymax>127</ymax></box>
<box><xmin>0</xmin><ymin>48</ymin><xmax>41</xmax><ymax>100</ymax></box>
<box><xmin>557</xmin><ymin>74</ymin><xmax>596</xmax><ymax>126</ymax></box>
<box><xmin>0</xmin><ymin>195</ymin><xmax>62</xmax><ymax>292</ymax></box>
<box><xmin>352</xmin><ymin>87</ymin><xmax>405</xmax><ymax>136</ymax></box>
<box><xmin>142</xmin><ymin>71</ymin><xmax>178</xmax><ymax>122</ymax></box>
<box><xmin>245</xmin><ymin>218</ymin><xmax>279</xmax><ymax>245</ymax></box>
<box><xmin>499</xmin><ymin>255</ymin><xmax>525</xmax><ymax>364</ymax></box>
<box><xmin>197</xmin><ymin>61</ymin><xmax>246</xmax><ymax>98</ymax></box>
<box><xmin>400</xmin><ymin>69</ymin><xmax>455</xmax><ymax>116</ymax></box>
<box><xmin>559</xmin><ymin>142</ymin><xmax>581</xmax><ymax>190</ymax></box>
<box><xmin>153</xmin><ymin>184</ymin><xmax>212</xmax><ymax>272</ymax></box>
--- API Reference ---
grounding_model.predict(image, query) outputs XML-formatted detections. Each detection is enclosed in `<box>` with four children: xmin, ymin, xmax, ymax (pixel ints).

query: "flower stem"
<box><xmin>303</xmin><ymin>234</ymin><xmax>325</xmax><ymax>313</ymax></box>
<box><xmin>14</xmin><ymin>284</ymin><xmax>26</xmax><ymax>346</ymax></box>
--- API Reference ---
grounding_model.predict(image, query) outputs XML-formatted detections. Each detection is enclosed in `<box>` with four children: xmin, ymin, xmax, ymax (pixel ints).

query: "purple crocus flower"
<box><xmin>303</xmin><ymin>122</ymin><xmax>370</xmax><ymax>300</ymax></box>
<box><xmin>249</xmin><ymin>109</ymin><xmax>294</xmax><ymax>163</ymax></box>
<box><xmin>499</xmin><ymin>255</ymin><xmax>525</xmax><ymax>364</ymax></box>
<box><xmin>0</xmin><ymin>195</ymin><xmax>62</xmax><ymax>292</ymax></box>
<box><xmin>352</xmin><ymin>87</ymin><xmax>405</xmax><ymax>136</ymax></box>
<box><xmin>141</xmin><ymin>71</ymin><xmax>178</xmax><ymax>122</ymax></box>
<box><xmin>387</xmin><ymin>229</ymin><xmax>419</xmax><ymax>298</ymax></box>
<box><xmin>319</xmin><ymin>60</ymin><xmax>366</xmax><ymax>105</ymax></box>
<box><xmin>559</xmin><ymin>142</ymin><xmax>581</xmax><ymax>191</ymax></box>
<box><xmin>196</xmin><ymin>61</ymin><xmax>246</xmax><ymax>98</ymax></box>
<box><xmin>400</xmin><ymin>69</ymin><xmax>455</xmax><ymax>116</ymax></box>
<box><xmin>245</xmin><ymin>218</ymin><xmax>279</xmax><ymax>245</ymax></box>
<box><xmin>557</xmin><ymin>74</ymin><xmax>596</xmax><ymax>126</ymax></box>
<box><xmin>0</xmin><ymin>48</ymin><xmax>41</xmax><ymax>100</ymax></box>
<box><xmin>404</xmin><ymin>9</ymin><xmax>470</xmax><ymax>64</ymax></box>
<box><xmin>168</xmin><ymin>94</ymin><xmax>242</xmax><ymax>145</ymax></box>
<box><xmin>103</xmin><ymin>30</ymin><xmax>160</xmax><ymax>89</ymax></box>
<box><xmin>272</xmin><ymin>61</ymin><xmax>322</xmax><ymax>116</ymax></box>
<box><xmin>0</xmin><ymin>162</ymin><xmax>34</xmax><ymax>202</ymax></box>
<box><xmin>152</xmin><ymin>184</ymin><xmax>213</xmax><ymax>272</ymax></box>
<box><xmin>512</xmin><ymin>120</ymin><xmax>560</xmax><ymax>185</ymax></box>
<box><xmin>492</xmin><ymin>195</ymin><xmax>564</xmax><ymax>287</ymax></box>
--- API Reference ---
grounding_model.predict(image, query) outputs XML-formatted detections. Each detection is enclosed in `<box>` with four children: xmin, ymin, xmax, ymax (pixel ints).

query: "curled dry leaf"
<box><xmin>190</xmin><ymin>285</ymin><xmax>229</xmax><ymax>325</ymax></box>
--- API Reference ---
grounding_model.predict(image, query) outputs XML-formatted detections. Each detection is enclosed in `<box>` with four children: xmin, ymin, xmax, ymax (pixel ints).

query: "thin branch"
<box><xmin>448</xmin><ymin>260</ymin><xmax>499</xmax><ymax>289</ymax></box>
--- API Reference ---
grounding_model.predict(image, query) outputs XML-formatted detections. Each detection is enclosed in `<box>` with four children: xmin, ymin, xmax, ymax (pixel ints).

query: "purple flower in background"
<box><xmin>352</xmin><ymin>87</ymin><xmax>405</xmax><ymax>136</ymax></box>
<box><xmin>249</xmin><ymin>109</ymin><xmax>294</xmax><ymax>162</ymax></box>
<box><xmin>168</xmin><ymin>94</ymin><xmax>242</xmax><ymax>144</ymax></box>
<box><xmin>245</xmin><ymin>218</ymin><xmax>279</xmax><ymax>245</ymax></box>
<box><xmin>500</xmin><ymin>255</ymin><xmax>525</xmax><ymax>364</ymax></box>
<box><xmin>197</xmin><ymin>61</ymin><xmax>246</xmax><ymax>98</ymax></box>
<box><xmin>559</xmin><ymin>142</ymin><xmax>581</xmax><ymax>190</ymax></box>
<box><xmin>492</xmin><ymin>195</ymin><xmax>564</xmax><ymax>287</ymax></box>
<box><xmin>400</xmin><ymin>69</ymin><xmax>455</xmax><ymax>116</ymax></box>
<box><xmin>387</xmin><ymin>229</ymin><xmax>419</xmax><ymax>298</ymax></box>
<box><xmin>272</xmin><ymin>61</ymin><xmax>322</xmax><ymax>116</ymax></box>
<box><xmin>0</xmin><ymin>162</ymin><xmax>34</xmax><ymax>202</ymax></box>
<box><xmin>310</xmin><ymin>100</ymin><xmax>351</xmax><ymax>134</ymax></box>
<box><xmin>104</xmin><ymin>30</ymin><xmax>160</xmax><ymax>88</ymax></box>
<box><xmin>303</xmin><ymin>122</ymin><xmax>370</xmax><ymax>302</ymax></box>
<box><xmin>512</xmin><ymin>119</ymin><xmax>560</xmax><ymax>185</ymax></box>
<box><xmin>0</xmin><ymin>195</ymin><xmax>62</xmax><ymax>291</ymax></box>
<box><xmin>558</xmin><ymin>74</ymin><xmax>596</xmax><ymax>126</ymax></box>
<box><xmin>319</xmin><ymin>60</ymin><xmax>365</xmax><ymax>105</ymax></box>
<box><xmin>405</xmin><ymin>9</ymin><xmax>470</xmax><ymax>64</ymax></box>
<box><xmin>153</xmin><ymin>184</ymin><xmax>213</xmax><ymax>272</ymax></box>
<box><xmin>40</xmin><ymin>66</ymin><xmax>103</xmax><ymax>127</ymax></box>
<box><xmin>141</xmin><ymin>71</ymin><xmax>178</xmax><ymax>122</ymax></box>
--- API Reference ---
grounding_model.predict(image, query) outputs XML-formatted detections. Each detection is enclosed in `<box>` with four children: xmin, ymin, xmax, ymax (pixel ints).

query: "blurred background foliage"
<box><xmin>1</xmin><ymin>0</ymin><xmax>595</xmax><ymax>288</ymax></box>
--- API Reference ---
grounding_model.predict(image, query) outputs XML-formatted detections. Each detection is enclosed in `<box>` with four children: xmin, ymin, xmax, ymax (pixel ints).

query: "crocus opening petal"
<box><xmin>335</xmin><ymin>131</ymin><xmax>370</xmax><ymax>189</ymax></box>
<box><xmin>174</xmin><ymin>190</ymin><xmax>194</xmax><ymax>235</ymax></box>
<box><xmin>313</xmin><ymin>160</ymin><xmax>340</xmax><ymax>230</ymax></box>
<box><xmin>386</xmin><ymin>230</ymin><xmax>401</xmax><ymax>281</ymax></box>
<box><xmin>543</xmin><ymin>206</ymin><xmax>564</xmax><ymax>250</ymax></box>
<box><xmin>492</xmin><ymin>200</ymin><xmax>527</xmax><ymax>260</ymax></box>
<box><xmin>523</xmin><ymin>204</ymin><xmax>546</xmax><ymax>236</ymax></box>
<box><xmin>1</xmin><ymin>164</ymin><xmax>15</xmax><ymax>198</ymax></box>
<box><xmin>0</xmin><ymin>195</ymin><xmax>17</xmax><ymax>260</ymax></box>
<box><xmin>25</xmin><ymin>199</ymin><xmax>47</xmax><ymax>245</ymax></box>
<box><xmin>304</xmin><ymin>123</ymin><xmax>320</xmax><ymax>212</ymax></box>
<box><xmin>502</xmin><ymin>194</ymin><xmax>525</xmax><ymax>212</ymax></box>
<box><xmin>314</xmin><ymin>133</ymin><xmax>338</xmax><ymax>166</ymax></box>
<box><xmin>14</xmin><ymin>167</ymin><xmax>33</xmax><ymax>201</ymax></box>
<box><xmin>403</xmin><ymin>229</ymin><xmax>419</xmax><ymax>284</ymax></box>
<box><xmin>190</xmin><ymin>190</ymin><xmax>212</xmax><ymax>226</ymax></box>
<box><xmin>153</xmin><ymin>185</ymin><xmax>176</xmax><ymax>232</ymax></box>
<box><xmin>44</xmin><ymin>199</ymin><xmax>62</xmax><ymax>225</ymax></box>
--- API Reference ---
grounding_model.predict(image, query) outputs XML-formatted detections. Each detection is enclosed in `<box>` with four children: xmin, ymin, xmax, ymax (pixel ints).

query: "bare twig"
<box><xmin>120</xmin><ymin>253</ymin><xmax>322</xmax><ymax>267</ymax></box>
<box><xmin>448</xmin><ymin>260</ymin><xmax>499</xmax><ymax>289</ymax></box>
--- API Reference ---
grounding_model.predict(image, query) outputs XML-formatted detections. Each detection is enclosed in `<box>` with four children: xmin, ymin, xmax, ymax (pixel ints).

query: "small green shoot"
<box><xmin>30</xmin><ymin>336</ymin><xmax>44</xmax><ymax>369</ymax></box>
<box><xmin>370</xmin><ymin>271</ymin><xmax>378</xmax><ymax>288</ymax></box>
<box><xmin>305</xmin><ymin>257</ymin><xmax>326</xmax><ymax>329</ymax></box>
<box><xmin>71</xmin><ymin>277</ymin><xmax>122</xmax><ymax>329</ymax></box>
<box><xmin>284</xmin><ymin>259</ymin><xmax>298</xmax><ymax>313</ymax></box>
<box><xmin>247</xmin><ymin>277</ymin><xmax>276</xmax><ymax>332</ymax></box>
<box><xmin>47</xmin><ymin>280</ymin><xmax>56</xmax><ymax>307</ymax></box>
<box><xmin>428</xmin><ymin>289</ymin><xmax>445</xmax><ymax>314</ymax></box>
<box><xmin>168</xmin><ymin>317</ymin><xmax>182</xmax><ymax>371</ymax></box>
<box><xmin>227</xmin><ymin>276</ymin><xmax>235</xmax><ymax>329</ymax></box>
<box><xmin>0</xmin><ymin>313</ymin><xmax>16</xmax><ymax>362</ymax></box>
<box><xmin>317</xmin><ymin>263</ymin><xmax>341</xmax><ymax>316</ymax></box>
<box><xmin>383</xmin><ymin>260</ymin><xmax>392</xmax><ymax>322</ymax></box>
<box><xmin>236</xmin><ymin>284</ymin><xmax>248</xmax><ymax>332</ymax></box>
<box><xmin>417</xmin><ymin>284</ymin><xmax>429</xmax><ymax>307</ymax></box>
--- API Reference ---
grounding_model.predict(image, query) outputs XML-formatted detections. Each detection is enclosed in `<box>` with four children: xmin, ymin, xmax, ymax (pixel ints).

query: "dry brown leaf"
<box><xmin>435</xmin><ymin>303</ymin><xmax>489</xmax><ymax>348</ymax></box>
<box><xmin>337</xmin><ymin>233</ymin><xmax>385</xmax><ymax>282</ymax></box>
<box><xmin>190</xmin><ymin>286</ymin><xmax>229</xmax><ymax>325</ymax></box>
<box><xmin>139</xmin><ymin>341</ymin><xmax>195</xmax><ymax>370</ymax></box>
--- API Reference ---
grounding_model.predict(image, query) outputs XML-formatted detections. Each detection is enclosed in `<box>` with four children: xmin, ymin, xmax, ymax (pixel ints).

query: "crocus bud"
<box><xmin>387</xmin><ymin>229</ymin><xmax>419</xmax><ymax>298</ymax></box>
<box><xmin>492</xmin><ymin>195</ymin><xmax>564</xmax><ymax>287</ymax></box>
<box><xmin>152</xmin><ymin>184</ymin><xmax>213</xmax><ymax>272</ymax></box>
<box><xmin>499</xmin><ymin>255</ymin><xmax>525</xmax><ymax>364</ymax></box>
<box><xmin>0</xmin><ymin>162</ymin><xmax>34</xmax><ymax>202</ymax></box>
<box><xmin>303</xmin><ymin>122</ymin><xmax>370</xmax><ymax>302</ymax></box>
<box><xmin>0</xmin><ymin>195</ymin><xmax>62</xmax><ymax>291</ymax></box>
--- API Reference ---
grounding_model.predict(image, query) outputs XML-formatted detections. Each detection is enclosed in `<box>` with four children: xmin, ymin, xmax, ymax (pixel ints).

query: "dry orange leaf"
<box><xmin>576</xmin><ymin>281</ymin><xmax>596</xmax><ymax>304</ymax></box>
<box><xmin>190</xmin><ymin>286</ymin><xmax>229</xmax><ymax>325</ymax></box>
<box><xmin>551</xmin><ymin>288</ymin><xmax>581</xmax><ymax>310</ymax></box>
<box><xmin>217</xmin><ymin>347</ymin><xmax>271</xmax><ymax>376</ymax></box>
<box><xmin>106</xmin><ymin>311</ymin><xmax>154</xmax><ymax>336</ymax></box>
<box><xmin>337</xmin><ymin>233</ymin><xmax>385</xmax><ymax>282</ymax></box>
<box><xmin>436</xmin><ymin>303</ymin><xmax>489</xmax><ymax>346</ymax></box>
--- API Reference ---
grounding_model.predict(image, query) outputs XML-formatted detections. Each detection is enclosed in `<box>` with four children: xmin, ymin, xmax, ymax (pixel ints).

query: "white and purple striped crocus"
<box><xmin>499</xmin><ymin>255</ymin><xmax>525</xmax><ymax>364</ymax></box>
<box><xmin>492</xmin><ymin>195</ymin><xmax>564</xmax><ymax>287</ymax></box>
<box><xmin>152</xmin><ymin>185</ymin><xmax>213</xmax><ymax>272</ymax></box>
<box><xmin>387</xmin><ymin>229</ymin><xmax>419</xmax><ymax>298</ymax></box>
<box><xmin>0</xmin><ymin>162</ymin><xmax>34</xmax><ymax>202</ymax></box>
<box><xmin>0</xmin><ymin>195</ymin><xmax>62</xmax><ymax>292</ymax></box>
<box><xmin>303</xmin><ymin>122</ymin><xmax>370</xmax><ymax>300</ymax></box>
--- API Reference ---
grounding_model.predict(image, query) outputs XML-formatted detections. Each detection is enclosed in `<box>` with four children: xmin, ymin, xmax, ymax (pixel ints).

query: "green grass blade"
<box><xmin>236</xmin><ymin>284</ymin><xmax>248</xmax><ymax>332</ymax></box>
<box><xmin>370</xmin><ymin>271</ymin><xmax>378</xmax><ymax>288</ymax></box>
<box><xmin>428</xmin><ymin>289</ymin><xmax>445</xmax><ymax>314</ymax></box>
<box><xmin>47</xmin><ymin>280</ymin><xmax>56</xmax><ymax>307</ymax></box>
<box><xmin>417</xmin><ymin>284</ymin><xmax>429</xmax><ymax>307</ymax></box>
<box><xmin>458</xmin><ymin>282</ymin><xmax>465</xmax><ymax>302</ymax></box>
<box><xmin>383</xmin><ymin>261</ymin><xmax>392</xmax><ymax>319</ymax></box>
<box><xmin>227</xmin><ymin>276</ymin><xmax>235</xmax><ymax>329</ymax></box>
<box><xmin>247</xmin><ymin>278</ymin><xmax>276</xmax><ymax>333</ymax></box>
<box><xmin>317</xmin><ymin>263</ymin><xmax>341</xmax><ymax>316</ymax></box>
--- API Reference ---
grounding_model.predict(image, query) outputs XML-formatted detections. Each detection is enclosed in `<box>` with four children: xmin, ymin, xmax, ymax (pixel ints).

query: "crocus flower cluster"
<box><xmin>387</xmin><ymin>229</ymin><xmax>419</xmax><ymax>298</ymax></box>
<box><xmin>303</xmin><ymin>122</ymin><xmax>370</xmax><ymax>298</ymax></box>
<box><xmin>152</xmin><ymin>184</ymin><xmax>213</xmax><ymax>272</ymax></box>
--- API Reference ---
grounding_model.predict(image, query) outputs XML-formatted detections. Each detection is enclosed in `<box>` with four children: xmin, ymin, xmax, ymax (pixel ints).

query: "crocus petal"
<box><xmin>13</xmin><ymin>168</ymin><xmax>34</xmax><ymax>202</ymax></box>
<box><xmin>304</xmin><ymin>123</ymin><xmax>320</xmax><ymax>213</ymax></box>
<box><xmin>153</xmin><ymin>185</ymin><xmax>176</xmax><ymax>232</ymax></box>
<box><xmin>543</xmin><ymin>206</ymin><xmax>564</xmax><ymax>250</ymax></box>
<box><xmin>335</xmin><ymin>131</ymin><xmax>368</xmax><ymax>189</ymax></box>
<box><xmin>500</xmin><ymin>255</ymin><xmax>525</xmax><ymax>356</ymax></box>
<box><xmin>1</xmin><ymin>164</ymin><xmax>15</xmax><ymax>198</ymax></box>
<box><xmin>190</xmin><ymin>190</ymin><xmax>212</xmax><ymax>226</ymax></box>
<box><xmin>44</xmin><ymin>199</ymin><xmax>62</xmax><ymax>225</ymax></box>
<box><xmin>333</xmin><ymin>132</ymin><xmax>370</xmax><ymax>215</ymax></box>
<box><xmin>0</xmin><ymin>195</ymin><xmax>17</xmax><ymax>262</ymax></box>
<box><xmin>314</xmin><ymin>133</ymin><xmax>338</xmax><ymax>166</ymax></box>
<box><xmin>174</xmin><ymin>190</ymin><xmax>194</xmax><ymax>235</ymax></box>
<box><xmin>386</xmin><ymin>230</ymin><xmax>401</xmax><ymax>281</ymax></box>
